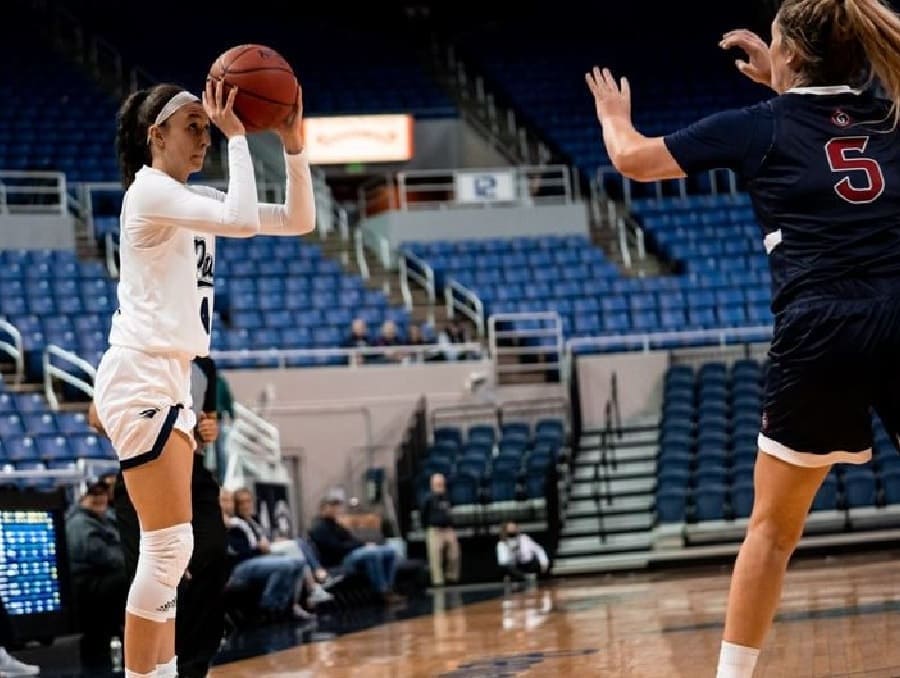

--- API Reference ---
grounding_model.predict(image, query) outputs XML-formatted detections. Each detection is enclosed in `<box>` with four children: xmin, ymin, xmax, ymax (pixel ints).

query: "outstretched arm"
<box><xmin>258</xmin><ymin>88</ymin><xmax>316</xmax><ymax>236</ymax></box>
<box><xmin>584</xmin><ymin>67</ymin><xmax>685</xmax><ymax>182</ymax></box>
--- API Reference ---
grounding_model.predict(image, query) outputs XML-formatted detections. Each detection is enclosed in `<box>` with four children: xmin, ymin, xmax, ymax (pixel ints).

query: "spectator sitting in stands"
<box><xmin>405</xmin><ymin>323</ymin><xmax>437</xmax><ymax>363</ymax></box>
<box><xmin>496</xmin><ymin>521</ymin><xmax>549</xmax><ymax>584</ymax></box>
<box><xmin>66</xmin><ymin>480</ymin><xmax>128</xmax><ymax>670</ymax></box>
<box><xmin>309</xmin><ymin>488</ymin><xmax>405</xmax><ymax>606</ymax></box>
<box><xmin>421</xmin><ymin>473</ymin><xmax>460</xmax><ymax>587</ymax></box>
<box><xmin>232</xmin><ymin>487</ymin><xmax>333</xmax><ymax>608</ymax></box>
<box><xmin>343</xmin><ymin>318</ymin><xmax>370</xmax><ymax>365</ymax></box>
<box><xmin>375</xmin><ymin>320</ymin><xmax>403</xmax><ymax>363</ymax></box>
<box><xmin>437</xmin><ymin>319</ymin><xmax>474</xmax><ymax>361</ymax></box>
<box><xmin>220</xmin><ymin>490</ymin><xmax>316</xmax><ymax>622</ymax></box>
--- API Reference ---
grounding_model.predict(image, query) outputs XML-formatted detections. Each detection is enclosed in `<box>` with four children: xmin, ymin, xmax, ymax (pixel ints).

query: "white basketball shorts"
<box><xmin>93</xmin><ymin>346</ymin><xmax>197</xmax><ymax>469</ymax></box>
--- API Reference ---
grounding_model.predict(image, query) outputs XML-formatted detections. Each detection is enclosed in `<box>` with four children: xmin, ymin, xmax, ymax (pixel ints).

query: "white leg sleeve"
<box><xmin>126</xmin><ymin>523</ymin><xmax>194</xmax><ymax>623</ymax></box>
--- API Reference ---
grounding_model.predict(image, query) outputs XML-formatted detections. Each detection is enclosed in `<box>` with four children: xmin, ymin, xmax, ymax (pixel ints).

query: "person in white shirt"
<box><xmin>496</xmin><ymin>521</ymin><xmax>549</xmax><ymax>583</ymax></box>
<box><xmin>92</xmin><ymin>78</ymin><xmax>314</xmax><ymax>678</ymax></box>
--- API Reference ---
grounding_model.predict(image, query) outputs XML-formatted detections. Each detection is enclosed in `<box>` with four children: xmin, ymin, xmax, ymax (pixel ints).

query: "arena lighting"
<box><xmin>302</xmin><ymin>114</ymin><xmax>414</xmax><ymax>164</ymax></box>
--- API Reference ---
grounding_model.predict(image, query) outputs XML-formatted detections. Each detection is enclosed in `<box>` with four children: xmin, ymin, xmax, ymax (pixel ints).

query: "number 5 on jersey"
<box><xmin>825</xmin><ymin>136</ymin><xmax>886</xmax><ymax>205</ymax></box>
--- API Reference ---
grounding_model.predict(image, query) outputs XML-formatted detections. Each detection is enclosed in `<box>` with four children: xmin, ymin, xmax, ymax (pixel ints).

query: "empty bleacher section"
<box><xmin>211</xmin><ymin>237</ymin><xmax>413</xmax><ymax>367</ymax></box>
<box><xmin>397</xmin><ymin>400</ymin><xmax>567</xmax><ymax>583</ymax></box>
<box><xmin>0</xmin><ymin>6</ymin><xmax>117</xmax><ymax>182</ymax></box>
<box><xmin>0</xmin><ymin>377</ymin><xmax>116</xmax><ymax>492</ymax></box>
<box><xmin>0</xmin><ymin>249</ymin><xmax>112</xmax><ymax>379</ymax></box>
<box><xmin>402</xmin><ymin>226</ymin><xmax>772</xmax><ymax>349</ymax></box>
<box><xmin>448</xmin><ymin>4</ymin><xmax>765</xmax><ymax>184</ymax></box>
<box><xmin>655</xmin><ymin>359</ymin><xmax>900</xmax><ymax>545</ymax></box>
<box><xmin>656</xmin><ymin>361</ymin><xmax>763</xmax><ymax>525</ymax></box>
<box><xmin>58</xmin><ymin>3</ymin><xmax>454</xmax><ymax>119</ymax></box>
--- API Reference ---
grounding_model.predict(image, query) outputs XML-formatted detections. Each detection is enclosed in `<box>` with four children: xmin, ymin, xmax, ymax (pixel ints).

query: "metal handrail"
<box><xmin>0</xmin><ymin>318</ymin><xmax>24</xmax><ymax>385</ymax></box>
<box><xmin>105</xmin><ymin>230</ymin><xmax>120</xmax><ymax>279</ymax></box>
<box><xmin>445</xmin><ymin>279</ymin><xmax>485</xmax><ymax>337</ymax></box>
<box><xmin>399</xmin><ymin>250</ymin><xmax>436</xmax><ymax>311</ymax></box>
<box><xmin>210</xmin><ymin>342</ymin><xmax>485</xmax><ymax>368</ymax></box>
<box><xmin>566</xmin><ymin>325</ymin><xmax>774</xmax><ymax>354</ymax></box>
<box><xmin>0</xmin><ymin>171</ymin><xmax>69</xmax><ymax>215</ymax></box>
<box><xmin>354</xmin><ymin>227</ymin><xmax>370</xmax><ymax>280</ymax></box>
<box><xmin>43</xmin><ymin>345</ymin><xmax>97</xmax><ymax>410</ymax></box>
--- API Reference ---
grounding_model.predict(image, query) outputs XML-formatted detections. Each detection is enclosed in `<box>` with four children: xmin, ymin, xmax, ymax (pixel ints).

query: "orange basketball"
<box><xmin>207</xmin><ymin>44</ymin><xmax>298</xmax><ymax>133</ymax></box>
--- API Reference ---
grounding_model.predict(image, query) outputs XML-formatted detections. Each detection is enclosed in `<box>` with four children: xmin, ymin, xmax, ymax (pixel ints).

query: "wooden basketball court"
<box><xmin>209</xmin><ymin>552</ymin><xmax>900</xmax><ymax>677</ymax></box>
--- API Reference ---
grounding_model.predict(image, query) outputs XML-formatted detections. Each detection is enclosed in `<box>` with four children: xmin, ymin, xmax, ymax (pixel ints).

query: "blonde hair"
<box><xmin>778</xmin><ymin>0</ymin><xmax>900</xmax><ymax>121</ymax></box>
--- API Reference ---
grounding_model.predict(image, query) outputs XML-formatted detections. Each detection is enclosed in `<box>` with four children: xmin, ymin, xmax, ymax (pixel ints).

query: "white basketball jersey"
<box><xmin>109</xmin><ymin>168</ymin><xmax>218</xmax><ymax>358</ymax></box>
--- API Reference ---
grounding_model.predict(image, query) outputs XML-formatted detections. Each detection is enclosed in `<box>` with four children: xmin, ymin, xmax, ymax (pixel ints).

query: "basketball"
<box><xmin>207</xmin><ymin>44</ymin><xmax>298</xmax><ymax>133</ymax></box>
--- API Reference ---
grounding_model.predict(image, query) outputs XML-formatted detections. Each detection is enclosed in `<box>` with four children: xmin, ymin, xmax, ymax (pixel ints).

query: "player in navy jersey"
<box><xmin>586</xmin><ymin>1</ymin><xmax>900</xmax><ymax>676</ymax></box>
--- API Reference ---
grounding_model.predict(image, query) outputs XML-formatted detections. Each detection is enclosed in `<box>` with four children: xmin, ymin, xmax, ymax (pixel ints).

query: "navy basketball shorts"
<box><xmin>760</xmin><ymin>292</ymin><xmax>900</xmax><ymax>467</ymax></box>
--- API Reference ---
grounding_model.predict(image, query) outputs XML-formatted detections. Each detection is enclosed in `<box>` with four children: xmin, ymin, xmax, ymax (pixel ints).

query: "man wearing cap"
<box><xmin>66</xmin><ymin>480</ymin><xmax>128</xmax><ymax>670</ymax></box>
<box><xmin>309</xmin><ymin>488</ymin><xmax>404</xmax><ymax>605</ymax></box>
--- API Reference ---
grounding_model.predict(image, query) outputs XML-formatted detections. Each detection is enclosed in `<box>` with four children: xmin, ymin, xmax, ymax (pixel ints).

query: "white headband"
<box><xmin>153</xmin><ymin>90</ymin><xmax>200</xmax><ymax>126</ymax></box>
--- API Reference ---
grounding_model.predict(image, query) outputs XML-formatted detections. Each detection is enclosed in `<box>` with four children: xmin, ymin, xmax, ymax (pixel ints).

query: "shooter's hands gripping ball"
<box><xmin>202</xmin><ymin>78</ymin><xmax>245</xmax><ymax>139</ymax></box>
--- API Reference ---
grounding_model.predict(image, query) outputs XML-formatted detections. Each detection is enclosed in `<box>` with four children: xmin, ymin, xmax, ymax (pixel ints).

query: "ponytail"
<box><xmin>844</xmin><ymin>0</ymin><xmax>900</xmax><ymax>123</ymax></box>
<box><xmin>114</xmin><ymin>83</ymin><xmax>185</xmax><ymax>188</ymax></box>
<box><xmin>116</xmin><ymin>88</ymin><xmax>152</xmax><ymax>189</ymax></box>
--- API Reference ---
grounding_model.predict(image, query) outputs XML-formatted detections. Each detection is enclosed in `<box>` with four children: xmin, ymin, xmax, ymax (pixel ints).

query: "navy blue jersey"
<box><xmin>664</xmin><ymin>87</ymin><xmax>900</xmax><ymax>311</ymax></box>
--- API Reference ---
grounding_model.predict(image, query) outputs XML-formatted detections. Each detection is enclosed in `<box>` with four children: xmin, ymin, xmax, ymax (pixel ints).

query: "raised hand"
<box><xmin>203</xmin><ymin>77</ymin><xmax>245</xmax><ymax>139</ymax></box>
<box><xmin>584</xmin><ymin>66</ymin><xmax>632</xmax><ymax>124</ymax></box>
<box><xmin>720</xmin><ymin>29</ymin><xmax>773</xmax><ymax>88</ymax></box>
<box><xmin>274</xmin><ymin>85</ymin><xmax>304</xmax><ymax>154</ymax></box>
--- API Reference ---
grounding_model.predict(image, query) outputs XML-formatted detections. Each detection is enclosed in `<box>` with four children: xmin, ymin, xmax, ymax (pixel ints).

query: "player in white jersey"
<box><xmin>92</xmin><ymin>78</ymin><xmax>314</xmax><ymax>678</ymax></box>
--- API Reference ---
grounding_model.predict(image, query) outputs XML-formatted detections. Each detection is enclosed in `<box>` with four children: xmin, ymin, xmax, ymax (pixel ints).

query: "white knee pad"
<box><xmin>126</xmin><ymin>523</ymin><xmax>193</xmax><ymax>623</ymax></box>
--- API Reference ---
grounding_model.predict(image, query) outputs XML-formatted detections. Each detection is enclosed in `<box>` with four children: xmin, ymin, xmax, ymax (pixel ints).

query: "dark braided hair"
<box><xmin>115</xmin><ymin>83</ymin><xmax>185</xmax><ymax>188</ymax></box>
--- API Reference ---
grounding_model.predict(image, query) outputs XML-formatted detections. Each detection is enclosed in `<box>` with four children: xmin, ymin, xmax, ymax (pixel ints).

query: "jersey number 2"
<box><xmin>825</xmin><ymin>137</ymin><xmax>885</xmax><ymax>205</ymax></box>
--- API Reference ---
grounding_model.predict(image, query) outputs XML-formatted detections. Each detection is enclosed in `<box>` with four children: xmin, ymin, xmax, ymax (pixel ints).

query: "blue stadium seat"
<box><xmin>658</xmin><ymin>453</ymin><xmax>692</xmax><ymax>474</ymax></box>
<box><xmin>843</xmin><ymin>469</ymin><xmax>876</xmax><ymax>508</ymax></box>
<box><xmin>467</xmin><ymin>425</ymin><xmax>495</xmax><ymax>445</ymax></box>
<box><xmin>69</xmin><ymin>434</ymin><xmax>107</xmax><ymax>459</ymax></box>
<box><xmin>36</xmin><ymin>435</ymin><xmax>72</xmax><ymax>462</ymax></box>
<box><xmin>22</xmin><ymin>413</ymin><xmax>56</xmax><ymax>435</ymax></box>
<box><xmin>489</xmin><ymin>470</ymin><xmax>518</xmax><ymax>503</ymax></box>
<box><xmin>695</xmin><ymin>485</ymin><xmax>727</xmax><ymax>521</ymax></box>
<box><xmin>811</xmin><ymin>476</ymin><xmax>838</xmax><ymax>511</ymax></box>
<box><xmin>434</xmin><ymin>426</ymin><xmax>462</xmax><ymax>449</ymax></box>
<box><xmin>658</xmin><ymin>469</ymin><xmax>690</xmax><ymax>491</ymax></box>
<box><xmin>523</xmin><ymin>469</ymin><xmax>547</xmax><ymax>499</ymax></box>
<box><xmin>657</xmin><ymin>489</ymin><xmax>687</xmax><ymax>523</ymax></box>
<box><xmin>730</xmin><ymin>482</ymin><xmax>754</xmax><ymax>519</ymax></box>
<box><xmin>449</xmin><ymin>473</ymin><xmax>480</xmax><ymax>505</ymax></box>
<box><xmin>882</xmin><ymin>469</ymin><xmax>900</xmax><ymax>505</ymax></box>
<box><xmin>5</xmin><ymin>435</ymin><xmax>37</xmax><ymax>462</ymax></box>
<box><xmin>501</xmin><ymin>422</ymin><xmax>530</xmax><ymax>440</ymax></box>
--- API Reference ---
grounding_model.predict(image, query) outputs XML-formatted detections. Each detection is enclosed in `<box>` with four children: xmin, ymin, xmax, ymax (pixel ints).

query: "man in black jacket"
<box><xmin>308</xmin><ymin>489</ymin><xmax>402</xmax><ymax>604</ymax></box>
<box><xmin>66</xmin><ymin>480</ymin><xmax>128</xmax><ymax>669</ymax></box>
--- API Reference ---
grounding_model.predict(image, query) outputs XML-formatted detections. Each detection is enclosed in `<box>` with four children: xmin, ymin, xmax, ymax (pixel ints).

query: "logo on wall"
<box><xmin>454</xmin><ymin>170</ymin><xmax>517</xmax><ymax>204</ymax></box>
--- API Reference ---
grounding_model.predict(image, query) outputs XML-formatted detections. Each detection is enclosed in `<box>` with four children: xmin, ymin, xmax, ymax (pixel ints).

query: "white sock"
<box><xmin>156</xmin><ymin>656</ymin><xmax>177</xmax><ymax>678</ymax></box>
<box><xmin>716</xmin><ymin>641</ymin><xmax>759</xmax><ymax>678</ymax></box>
<box><xmin>125</xmin><ymin>670</ymin><xmax>157</xmax><ymax>678</ymax></box>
